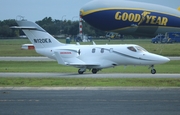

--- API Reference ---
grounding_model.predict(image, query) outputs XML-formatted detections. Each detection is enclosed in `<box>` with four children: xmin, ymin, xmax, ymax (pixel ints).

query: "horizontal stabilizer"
<box><xmin>10</xmin><ymin>26</ymin><xmax>37</xmax><ymax>30</ymax></box>
<box><xmin>21</xmin><ymin>44</ymin><xmax>35</xmax><ymax>50</ymax></box>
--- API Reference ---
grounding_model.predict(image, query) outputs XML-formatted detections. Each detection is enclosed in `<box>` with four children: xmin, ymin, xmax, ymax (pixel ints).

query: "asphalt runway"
<box><xmin>1</xmin><ymin>57</ymin><xmax>179</xmax><ymax>115</ymax></box>
<box><xmin>0</xmin><ymin>88</ymin><xmax>180</xmax><ymax>115</ymax></box>
<box><xmin>0</xmin><ymin>73</ymin><xmax>180</xmax><ymax>78</ymax></box>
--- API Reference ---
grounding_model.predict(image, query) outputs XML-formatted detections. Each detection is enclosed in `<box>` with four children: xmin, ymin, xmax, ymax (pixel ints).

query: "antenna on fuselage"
<box><xmin>76</xmin><ymin>42</ymin><xmax>80</xmax><ymax>45</ymax></box>
<box><xmin>92</xmin><ymin>41</ymin><xmax>96</xmax><ymax>45</ymax></box>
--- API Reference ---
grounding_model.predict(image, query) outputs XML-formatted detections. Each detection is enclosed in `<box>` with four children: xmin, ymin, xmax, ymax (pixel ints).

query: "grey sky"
<box><xmin>0</xmin><ymin>0</ymin><xmax>179</xmax><ymax>21</ymax></box>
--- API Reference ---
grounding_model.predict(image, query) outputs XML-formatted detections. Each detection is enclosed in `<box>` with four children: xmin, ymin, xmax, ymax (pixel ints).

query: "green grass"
<box><xmin>0</xmin><ymin>61</ymin><xmax>180</xmax><ymax>73</ymax></box>
<box><xmin>0</xmin><ymin>78</ymin><xmax>180</xmax><ymax>87</ymax></box>
<box><xmin>0</xmin><ymin>39</ymin><xmax>40</xmax><ymax>56</ymax></box>
<box><xmin>0</xmin><ymin>39</ymin><xmax>180</xmax><ymax>87</ymax></box>
<box><xmin>1</xmin><ymin>39</ymin><xmax>180</xmax><ymax>56</ymax></box>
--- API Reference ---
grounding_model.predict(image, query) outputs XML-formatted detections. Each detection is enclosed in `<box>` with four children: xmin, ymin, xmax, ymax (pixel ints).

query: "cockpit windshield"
<box><xmin>127</xmin><ymin>46</ymin><xmax>148</xmax><ymax>52</ymax></box>
<box><xmin>135</xmin><ymin>46</ymin><xmax>148</xmax><ymax>52</ymax></box>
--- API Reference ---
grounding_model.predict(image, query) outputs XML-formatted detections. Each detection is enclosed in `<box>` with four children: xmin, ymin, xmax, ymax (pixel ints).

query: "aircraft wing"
<box><xmin>67</xmin><ymin>63</ymin><xmax>100</xmax><ymax>68</ymax></box>
<box><xmin>54</xmin><ymin>52</ymin><xmax>100</xmax><ymax>68</ymax></box>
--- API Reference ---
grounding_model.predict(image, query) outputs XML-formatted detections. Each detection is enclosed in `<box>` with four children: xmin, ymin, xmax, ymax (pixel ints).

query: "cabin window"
<box><xmin>127</xmin><ymin>46</ymin><xmax>137</xmax><ymax>52</ymax></box>
<box><xmin>92</xmin><ymin>48</ymin><xmax>96</xmax><ymax>53</ymax></box>
<box><xmin>101</xmin><ymin>48</ymin><xmax>104</xmax><ymax>53</ymax></box>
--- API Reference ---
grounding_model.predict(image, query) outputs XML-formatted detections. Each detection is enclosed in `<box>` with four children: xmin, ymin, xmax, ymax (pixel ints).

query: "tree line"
<box><xmin>0</xmin><ymin>17</ymin><xmax>106</xmax><ymax>38</ymax></box>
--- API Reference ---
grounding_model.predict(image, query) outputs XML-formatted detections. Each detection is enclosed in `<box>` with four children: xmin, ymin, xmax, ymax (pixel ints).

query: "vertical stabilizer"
<box><xmin>16</xmin><ymin>20</ymin><xmax>64</xmax><ymax>48</ymax></box>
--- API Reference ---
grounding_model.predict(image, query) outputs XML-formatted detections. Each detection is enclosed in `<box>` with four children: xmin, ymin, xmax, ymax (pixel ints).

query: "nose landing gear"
<box><xmin>150</xmin><ymin>65</ymin><xmax>156</xmax><ymax>74</ymax></box>
<box><xmin>151</xmin><ymin>69</ymin><xmax>156</xmax><ymax>74</ymax></box>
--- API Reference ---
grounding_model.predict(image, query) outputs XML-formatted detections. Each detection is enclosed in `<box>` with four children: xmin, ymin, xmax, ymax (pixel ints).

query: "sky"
<box><xmin>0</xmin><ymin>0</ymin><xmax>179</xmax><ymax>22</ymax></box>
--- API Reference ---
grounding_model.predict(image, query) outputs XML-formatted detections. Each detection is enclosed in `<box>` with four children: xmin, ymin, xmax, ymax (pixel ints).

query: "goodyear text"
<box><xmin>115</xmin><ymin>11</ymin><xmax>168</xmax><ymax>26</ymax></box>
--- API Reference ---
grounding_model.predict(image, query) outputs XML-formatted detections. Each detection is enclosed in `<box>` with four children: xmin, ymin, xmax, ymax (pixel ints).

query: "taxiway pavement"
<box><xmin>0</xmin><ymin>88</ymin><xmax>180</xmax><ymax>115</ymax></box>
<box><xmin>0</xmin><ymin>73</ymin><xmax>180</xmax><ymax>78</ymax></box>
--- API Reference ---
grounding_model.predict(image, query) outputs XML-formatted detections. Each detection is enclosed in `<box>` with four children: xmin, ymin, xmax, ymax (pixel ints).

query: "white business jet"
<box><xmin>12</xmin><ymin>20</ymin><xmax>170</xmax><ymax>74</ymax></box>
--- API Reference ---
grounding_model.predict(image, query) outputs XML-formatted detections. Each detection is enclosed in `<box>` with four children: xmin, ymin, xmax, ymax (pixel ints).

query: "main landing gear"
<box><xmin>78</xmin><ymin>69</ymin><xmax>85</xmax><ymax>74</ymax></box>
<box><xmin>92</xmin><ymin>69</ymin><xmax>99</xmax><ymax>74</ymax></box>
<box><xmin>150</xmin><ymin>65</ymin><xmax>156</xmax><ymax>74</ymax></box>
<box><xmin>78</xmin><ymin>68</ymin><xmax>100</xmax><ymax>74</ymax></box>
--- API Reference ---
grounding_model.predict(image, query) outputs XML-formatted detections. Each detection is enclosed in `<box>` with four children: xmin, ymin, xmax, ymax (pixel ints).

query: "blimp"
<box><xmin>80</xmin><ymin>0</ymin><xmax>180</xmax><ymax>37</ymax></box>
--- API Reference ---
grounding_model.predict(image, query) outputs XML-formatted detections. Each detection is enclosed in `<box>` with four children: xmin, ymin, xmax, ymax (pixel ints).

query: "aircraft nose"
<box><xmin>160</xmin><ymin>56</ymin><xmax>170</xmax><ymax>63</ymax></box>
<box><xmin>151</xmin><ymin>54</ymin><xmax>170</xmax><ymax>64</ymax></box>
<box><xmin>143</xmin><ymin>53</ymin><xmax>170</xmax><ymax>65</ymax></box>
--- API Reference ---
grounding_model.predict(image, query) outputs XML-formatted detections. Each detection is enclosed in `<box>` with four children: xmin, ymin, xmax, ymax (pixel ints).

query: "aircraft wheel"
<box><xmin>92</xmin><ymin>69</ymin><xmax>98</xmax><ymax>74</ymax></box>
<box><xmin>78</xmin><ymin>69</ymin><xmax>84</xmax><ymax>74</ymax></box>
<box><xmin>151</xmin><ymin>69</ymin><xmax>156</xmax><ymax>74</ymax></box>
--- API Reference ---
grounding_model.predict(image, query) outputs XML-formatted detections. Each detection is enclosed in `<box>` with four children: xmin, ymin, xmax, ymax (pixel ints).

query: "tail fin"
<box><xmin>14</xmin><ymin>20</ymin><xmax>64</xmax><ymax>48</ymax></box>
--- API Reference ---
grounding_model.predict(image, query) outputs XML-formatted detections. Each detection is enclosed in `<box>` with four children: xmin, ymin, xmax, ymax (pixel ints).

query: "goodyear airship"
<box><xmin>80</xmin><ymin>0</ymin><xmax>180</xmax><ymax>36</ymax></box>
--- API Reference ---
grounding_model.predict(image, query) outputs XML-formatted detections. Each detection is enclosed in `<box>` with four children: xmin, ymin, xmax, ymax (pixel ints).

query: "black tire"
<box><xmin>78</xmin><ymin>69</ymin><xmax>84</xmax><ymax>74</ymax></box>
<box><xmin>92</xmin><ymin>69</ymin><xmax>98</xmax><ymax>74</ymax></box>
<box><xmin>151</xmin><ymin>69</ymin><xmax>156</xmax><ymax>74</ymax></box>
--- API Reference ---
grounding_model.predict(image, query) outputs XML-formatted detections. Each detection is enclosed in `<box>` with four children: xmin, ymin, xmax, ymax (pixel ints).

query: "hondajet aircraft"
<box><xmin>12</xmin><ymin>20</ymin><xmax>170</xmax><ymax>74</ymax></box>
